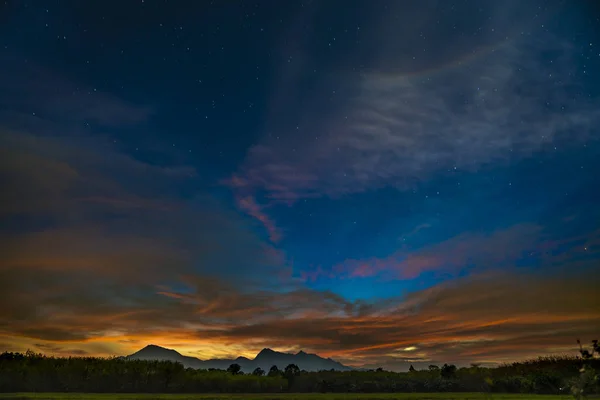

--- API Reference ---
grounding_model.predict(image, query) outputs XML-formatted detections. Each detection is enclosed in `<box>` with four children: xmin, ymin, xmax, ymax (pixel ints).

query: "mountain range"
<box><xmin>126</xmin><ymin>345</ymin><xmax>353</xmax><ymax>373</ymax></box>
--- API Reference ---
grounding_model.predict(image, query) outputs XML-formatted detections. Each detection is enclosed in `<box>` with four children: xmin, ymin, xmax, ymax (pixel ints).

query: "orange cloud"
<box><xmin>1</xmin><ymin>127</ymin><xmax>599</xmax><ymax>370</ymax></box>
<box><xmin>2</xmin><ymin>255</ymin><xmax>598</xmax><ymax>368</ymax></box>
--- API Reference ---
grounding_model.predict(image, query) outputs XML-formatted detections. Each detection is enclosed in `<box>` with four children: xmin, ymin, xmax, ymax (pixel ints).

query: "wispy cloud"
<box><xmin>303</xmin><ymin>224</ymin><xmax>543</xmax><ymax>282</ymax></box>
<box><xmin>2</xmin><ymin>246</ymin><xmax>598</xmax><ymax>368</ymax></box>
<box><xmin>229</xmin><ymin>10</ymin><xmax>600</xmax><ymax>240</ymax></box>
<box><xmin>235</xmin><ymin>196</ymin><xmax>282</xmax><ymax>243</ymax></box>
<box><xmin>188</xmin><ymin>271</ymin><xmax>600</xmax><ymax>367</ymax></box>
<box><xmin>243</xmin><ymin>34</ymin><xmax>598</xmax><ymax>198</ymax></box>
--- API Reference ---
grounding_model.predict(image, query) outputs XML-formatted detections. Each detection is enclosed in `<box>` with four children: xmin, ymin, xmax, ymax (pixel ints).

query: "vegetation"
<box><xmin>0</xmin><ymin>394</ymin><xmax>579</xmax><ymax>400</ymax></box>
<box><xmin>0</xmin><ymin>341</ymin><xmax>598</xmax><ymax>396</ymax></box>
<box><xmin>571</xmin><ymin>340</ymin><xmax>600</xmax><ymax>400</ymax></box>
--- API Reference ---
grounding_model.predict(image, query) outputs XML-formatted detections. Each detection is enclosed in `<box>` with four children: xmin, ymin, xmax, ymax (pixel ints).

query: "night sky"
<box><xmin>1</xmin><ymin>0</ymin><xmax>599</xmax><ymax>371</ymax></box>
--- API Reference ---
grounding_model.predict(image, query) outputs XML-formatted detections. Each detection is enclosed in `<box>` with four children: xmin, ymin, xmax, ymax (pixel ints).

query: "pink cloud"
<box><xmin>225</xmin><ymin>163</ymin><xmax>320</xmax><ymax>240</ymax></box>
<box><xmin>304</xmin><ymin>224</ymin><xmax>544</xmax><ymax>282</ymax></box>
<box><xmin>349</xmin><ymin>263</ymin><xmax>377</xmax><ymax>278</ymax></box>
<box><xmin>236</xmin><ymin>196</ymin><xmax>281</xmax><ymax>243</ymax></box>
<box><xmin>222</xmin><ymin>174</ymin><xmax>249</xmax><ymax>189</ymax></box>
<box><xmin>300</xmin><ymin>265</ymin><xmax>333</xmax><ymax>282</ymax></box>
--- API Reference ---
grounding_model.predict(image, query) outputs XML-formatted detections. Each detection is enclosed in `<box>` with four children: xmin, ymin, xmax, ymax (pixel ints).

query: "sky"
<box><xmin>0</xmin><ymin>0</ymin><xmax>599</xmax><ymax>371</ymax></box>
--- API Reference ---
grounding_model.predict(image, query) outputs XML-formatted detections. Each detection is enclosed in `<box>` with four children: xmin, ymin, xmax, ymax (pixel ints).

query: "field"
<box><xmin>0</xmin><ymin>394</ymin><xmax>574</xmax><ymax>400</ymax></box>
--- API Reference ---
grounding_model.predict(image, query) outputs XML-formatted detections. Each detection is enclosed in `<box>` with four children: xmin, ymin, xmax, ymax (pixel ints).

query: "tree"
<box><xmin>409</xmin><ymin>364</ymin><xmax>416</xmax><ymax>372</ymax></box>
<box><xmin>429</xmin><ymin>364</ymin><xmax>440</xmax><ymax>371</ymax></box>
<box><xmin>376</xmin><ymin>367</ymin><xmax>384</xmax><ymax>372</ymax></box>
<box><xmin>226</xmin><ymin>363</ymin><xmax>242</xmax><ymax>375</ymax></box>
<box><xmin>572</xmin><ymin>339</ymin><xmax>599</xmax><ymax>400</ymax></box>
<box><xmin>284</xmin><ymin>363</ymin><xmax>300</xmax><ymax>389</ymax></box>
<box><xmin>252</xmin><ymin>367</ymin><xmax>265</xmax><ymax>376</ymax></box>
<box><xmin>441</xmin><ymin>363</ymin><xmax>457</xmax><ymax>379</ymax></box>
<box><xmin>284</xmin><ymin>363</ymin><xmax>300</xmax><ymax>378</ymax></box>
<box><xmin>268</xmin><ymin>365</ymin><xmax>280</xmax><ymax>377</ymax></box>
<box><xmin>578</xmin><ymin>339</ymin><xmax>599</xmax><ymax>360</ymax></box>
<box><xmin>0</xmin><ymin>347</ymin><xmax>597</xmax><ymax>395</ymax></box>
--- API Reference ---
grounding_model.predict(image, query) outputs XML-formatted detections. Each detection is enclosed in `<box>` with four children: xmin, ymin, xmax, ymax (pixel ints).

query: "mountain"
<box><xmin>253</xmin><ymin>348</ymin><xmax>350</xmax><ymax>372</ymax></box>
<box><xmin>126</xmin><ymin>344</ymin><xmax>205</xmax><ymax>369</ymax></box>
<box><xmin>126</xmin><ymin>345</ymin><xmax>353</xmax><ymax>372</ymax></box>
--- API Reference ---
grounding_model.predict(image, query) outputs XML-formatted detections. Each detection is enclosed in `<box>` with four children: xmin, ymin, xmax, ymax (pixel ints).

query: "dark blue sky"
<box><xmin>1</xmin><ymin>0</ymin><xmax>599</xmax><ymax>369</ymax></box>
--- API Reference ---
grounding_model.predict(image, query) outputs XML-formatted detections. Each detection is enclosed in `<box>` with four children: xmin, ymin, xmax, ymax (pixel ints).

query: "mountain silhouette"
<box><xmin>127</xmin><ymin>344</ymin><xmax>205</xmax><ymax>368</ymax></box>
<box><xmin>126</xmin><ymin>345</ymin><xmax>352</xmax><ymax>372</ymax></box>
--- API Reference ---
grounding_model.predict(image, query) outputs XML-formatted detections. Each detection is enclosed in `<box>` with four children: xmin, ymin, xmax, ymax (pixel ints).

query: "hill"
<box><xmin>126</xmin><ymin>344</ymin><xmax>353</xmax><ymax>372</ymax></box>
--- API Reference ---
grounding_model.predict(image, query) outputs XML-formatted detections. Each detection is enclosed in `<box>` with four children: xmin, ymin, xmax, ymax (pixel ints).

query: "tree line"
<box><xmin>0</xmin><ymin>341</ymin><xmax>598</xmax><ymax>395</ymax></box>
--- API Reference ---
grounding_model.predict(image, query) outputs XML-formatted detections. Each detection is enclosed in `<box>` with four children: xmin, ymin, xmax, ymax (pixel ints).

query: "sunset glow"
<box><xmin>1</xmin><ymin>0</ymin><xmax>599</xmax><ymax>372</ymax></box>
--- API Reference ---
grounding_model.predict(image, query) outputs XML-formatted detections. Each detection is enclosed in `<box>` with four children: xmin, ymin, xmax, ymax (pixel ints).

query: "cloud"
<box><xmin>188</xmin><ymin>270</ymin><xmax>599</xmax><ymax>368</ymax></box>
<box><xmin>303</xmin><ymin>223</ymin><xmax>542</xmax><ymax>282</ymax></box>
<box><xmin>244</xmin><ymin>34</ymin><xmax>598</xmax><ymax>198</ymax></box>
<box><xmin>2</xmin><ymin>2</ymin><xmax>598</xmax><ymax>369</ymax></box>
<box><xmin>34</xmin><ymin>344</ymin><xmax>89</xmax><ymax>356</ymax></box>
<box><xmin>3</xmin><ymin>195</ymin><xmax>596</xmax><ymax>367</ymax></box>
<box><xmin>2</xmin><ymin>192</ymin><xmax>597</xmax><ymax>367</ymax></box>
<box><xmin>0</xmin><ymin>141</ymin><xmax>80</xmax><ymax>215</ymax></box>
<box><xmin>0</xmin><ymin>55</ymin><xmax>306</xmax><ymax>358</ymax></box>
<box><xmin>3</xmin><ymin>124</ymin><xmax>595</xmax><ymax>367</ymax></box>
<box><xmin>228</xmin><ymin>4</ymin><xmax>600</xmax><ymax>235</ymax></box>
<box><xmin>0</xmin><ymin>129</ymin><xmax>195</xmax><ymax>215</ymax></box>
<box><xmin>235</xmin><ymin>196</ymin><xmax>282</xmax><ymax>243</ymax></box>
<box><xmin>0</xmin><ymin>54</ymin><xmax>152</xmax><ymax>127</ymax></box>
<box><xmin>0</xmin><ymin>118</ymin><xmax>295</xmax><ymax>357</ymax></box>
<box><xmin>0</xmin><ymin>128</ymin><xmax>287</xmax><ymax>273</ymax></box>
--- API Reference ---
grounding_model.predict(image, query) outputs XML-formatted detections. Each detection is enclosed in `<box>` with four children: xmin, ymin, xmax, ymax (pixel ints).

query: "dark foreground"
<box><xmin>0</xmin><ymin>393</ymin><xmax>577</xmax><ymax>400</ymax></box>
<box><xmin>3</xmin><ymin>351</ymin><xmax>599</xmax><ymax>395</ymax></box>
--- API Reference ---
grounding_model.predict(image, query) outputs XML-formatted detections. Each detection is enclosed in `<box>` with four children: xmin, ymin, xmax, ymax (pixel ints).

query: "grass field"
<box><xmin>0</xmin><ymin>394</ymin><xmax>574</xmax><ymax>400</ymax></box>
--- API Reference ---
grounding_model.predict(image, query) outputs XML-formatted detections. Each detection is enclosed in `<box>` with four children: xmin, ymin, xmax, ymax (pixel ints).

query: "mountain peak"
<box><xmin>131</xmin><ymin>344</ymin><xmax>179</xmax><ymax>357</ymax></box>
<box><xmin>143</xmin><ymin>344</ymin><xmax>164</xmax><ymax>350</ymax></box>
<box><xmin>258</xmin><ymin>348</ymin><xmax>275</xmax><ymax>355</ymax></box>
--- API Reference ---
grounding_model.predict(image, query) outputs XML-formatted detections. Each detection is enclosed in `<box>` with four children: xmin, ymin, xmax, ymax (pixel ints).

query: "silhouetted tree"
<box><xmin>408</xmin><ymin>364</ymin><xmax>416</xmax><ymax>372</ymax></box>
<box><xmin>226</xmin><ymin>363</ymin><xmax>242</xmax><ymax>375</ymax></box>
<box><xmin>284</xmin><ymin>363</ymin><xmax>300</xmax><ymax>377</ymax></box>
<box><xmin>572</xmin><ymin>339</ymin><xmax>599</xmax><ymax>400</ymax></box>
<box><xmin>441</xmin><ymin>363</ymin><xmax>457</xmax><ymax>379</ymax></box>
<box><xmin>0</xmin><ymin>347</ymin><xmax>598</xmax><ymax>394</ymax></box>
<box><xmin>267</xmin><ymin>365</ymin><xmax>280</xmax><ymax>377</ymax></box>
<box><xmin>284</xmin><ymin>363</ymin><xmax>300</xmax><ymax>389</ymax></box>
<box><xmin>376</xmin><ymin>367</ymin><xmax>384</xmax><ymax>372</ymax></box>
<box><xmin>252</xmin><ymin>367</ymin><xmax>265</xmax><ymax>376</ymax></box>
